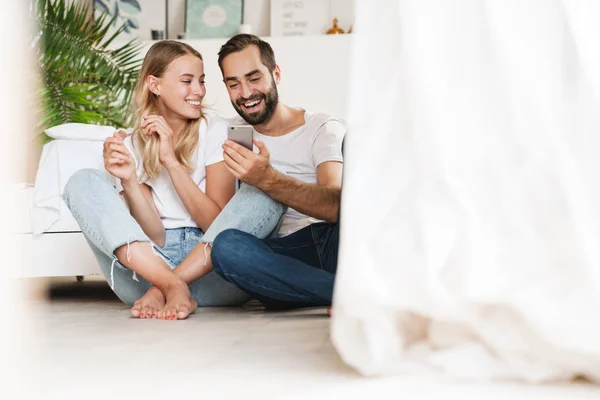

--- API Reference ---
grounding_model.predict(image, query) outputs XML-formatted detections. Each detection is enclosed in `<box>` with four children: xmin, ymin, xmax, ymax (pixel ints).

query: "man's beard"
<box><xmin>232</xmin><ymin>80</ymin><xmax>279</xmax><ymax>126</ymax></box>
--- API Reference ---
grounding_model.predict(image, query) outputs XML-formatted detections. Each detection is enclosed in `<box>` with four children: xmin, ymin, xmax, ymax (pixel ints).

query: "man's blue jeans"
<box><xmin>211</xmin><ymin>222</ymin><xmax>339</xmax><ymax>309</ymax></box>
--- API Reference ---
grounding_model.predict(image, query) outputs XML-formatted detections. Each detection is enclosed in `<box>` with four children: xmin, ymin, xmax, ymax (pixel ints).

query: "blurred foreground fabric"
<box><xmin>332</xmin><ymin>0</ymin><xmax>600</xmax><ymax>383</ymax></box>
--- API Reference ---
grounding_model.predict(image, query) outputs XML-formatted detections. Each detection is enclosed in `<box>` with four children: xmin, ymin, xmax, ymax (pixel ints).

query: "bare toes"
<box><xmin>176</xmin><ymin>306</ymin><xmax>191</xmax><ymax>320</ymax></box>
<box><xmin>130</xmin><ymin>303</ymin><xmax>141</xmax><ymax>318</ymax></box>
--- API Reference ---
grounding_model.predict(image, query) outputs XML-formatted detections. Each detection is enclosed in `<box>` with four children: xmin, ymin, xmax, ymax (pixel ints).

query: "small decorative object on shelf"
<box><xmin>94</xmin><ymin>0</ymin><xmax>168</xmax><ymax>40</ymax></box>
<box><xmin>185</xmin><ymin>0</ymin><xmax>244</xmax><ymax>39</ymax></box>
<box><xmin>326</xmin><ymin>18</ymin><xmax>344</xmax><ymax>35</ymax></box>
<box><xmin>151</xmin><ymin>29</ymin><xmax>165</xmax><ymax>40</ymax></box>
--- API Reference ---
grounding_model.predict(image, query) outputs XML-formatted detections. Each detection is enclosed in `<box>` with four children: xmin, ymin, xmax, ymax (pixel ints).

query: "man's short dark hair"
<box><xmin>218</xmin><ymin>34</ymin><xmax>277</xmax><ymax>73</ymax></box>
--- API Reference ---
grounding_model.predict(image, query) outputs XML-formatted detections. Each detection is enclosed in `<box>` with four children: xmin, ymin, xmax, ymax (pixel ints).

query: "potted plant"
<box><xmin>34</xmin><ymin>0</ymin><xmax>142</xmax><ymax>141</ymax></box>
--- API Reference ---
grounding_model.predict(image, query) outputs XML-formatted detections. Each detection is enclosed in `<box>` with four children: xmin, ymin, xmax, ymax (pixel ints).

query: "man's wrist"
<box><xmin>258</xmin><ymin>166</ymin><xmax>279</xmax><ymax>192</ymax></box>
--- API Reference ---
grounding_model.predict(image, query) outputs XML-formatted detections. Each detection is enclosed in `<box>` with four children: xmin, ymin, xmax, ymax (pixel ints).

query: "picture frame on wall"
<box><xmin>185</xmin><ymin>0</ymin><xmax>244</xmax><ymax>39</ymax></box>
<box><xmin>94</xmin><ymin>0</ymin><xmax>168</xmax><ymax>41</ymax></box>
<box><xmin>270</xmin><ymin>0</ymin><xmax>330</xmax><ymax>37</ymax></box>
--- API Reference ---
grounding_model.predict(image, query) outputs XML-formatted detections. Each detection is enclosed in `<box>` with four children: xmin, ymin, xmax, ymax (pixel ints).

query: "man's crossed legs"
<box><xmin>211</xmin><ymin>222</ymin><xmax>339</xmax><ymax>310</ymax></box>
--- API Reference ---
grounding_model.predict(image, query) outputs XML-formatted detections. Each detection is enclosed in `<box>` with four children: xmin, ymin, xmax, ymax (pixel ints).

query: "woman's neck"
<box><xmin>157</xmin><ymin>105</ymin><xmax>186</xmax><ymax>140</ymax></box>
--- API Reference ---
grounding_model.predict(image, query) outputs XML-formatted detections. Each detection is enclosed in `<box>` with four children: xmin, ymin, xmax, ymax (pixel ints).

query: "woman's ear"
<box><xmin>146</xmin><ymin>75</ymin><xmax>160</xmax><ymax>96</ymax></box>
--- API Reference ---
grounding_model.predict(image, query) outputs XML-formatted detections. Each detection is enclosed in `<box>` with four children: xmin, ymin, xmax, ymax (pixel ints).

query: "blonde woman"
<box><xmin>63</xmin><ymin>41</ymin><xmax>285</xmax><ymax>320</ymax></box>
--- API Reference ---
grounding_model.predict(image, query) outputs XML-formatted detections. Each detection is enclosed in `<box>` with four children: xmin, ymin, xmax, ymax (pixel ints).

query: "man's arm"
<box><xmin>222</xmin><ymin>137</ymin><xmax>344</xmax><ymax>222</ymax></box>
<box><xmin>258</xmin><ymin>161</ymin><xmax>342</xmax><ymax>222</ymax></box>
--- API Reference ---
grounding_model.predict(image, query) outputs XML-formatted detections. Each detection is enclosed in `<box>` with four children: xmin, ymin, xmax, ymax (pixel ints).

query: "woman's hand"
<box><xmin>141</xmin><ymin>115</ymin><xmax>178</xmax><ymax>168</ymax></box>
<box><xmin>103</xmin><ymin>131</ymin><xmax>136</xmax><ymax>183</ymax></box>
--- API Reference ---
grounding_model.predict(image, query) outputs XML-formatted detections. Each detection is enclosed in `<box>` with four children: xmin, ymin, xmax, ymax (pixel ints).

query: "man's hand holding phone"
<box><xmin>222</xmin><ymin>137</ymin><xmax>275</xmax><ymax>188</ymax></box>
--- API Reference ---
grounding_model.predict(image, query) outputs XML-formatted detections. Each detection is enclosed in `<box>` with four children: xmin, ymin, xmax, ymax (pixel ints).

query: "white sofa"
<box><xmin>17</xmin><ymin>204</ymin><xmax>100</xmax><ymax>278</ymax></box>
<box><xmin>17</xmin><ymin>139</ymin><xmax>106</xmax><ymax>278</ymax></box>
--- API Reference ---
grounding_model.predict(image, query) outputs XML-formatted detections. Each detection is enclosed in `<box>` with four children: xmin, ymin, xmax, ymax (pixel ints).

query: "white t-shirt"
<box><xmin>235</xmin><ymin>110</ymin><xmax>346</xmax><ymax>236</ymax></box>
<box><xmin>115</xmin><ymin>114</ymin><xmax>229</xmax><ymax>229</ymax></box>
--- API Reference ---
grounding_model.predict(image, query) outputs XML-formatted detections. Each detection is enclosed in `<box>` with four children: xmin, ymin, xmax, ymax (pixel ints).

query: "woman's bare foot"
<box><xmin>131</xmin><ymin>286</ymin><xmax>165</xmax><ymax>318</ymax></box>
<box><xmin>157</xmin><ymin>279</ymin><xmax>197</xmax><ymax>320</ymax></box>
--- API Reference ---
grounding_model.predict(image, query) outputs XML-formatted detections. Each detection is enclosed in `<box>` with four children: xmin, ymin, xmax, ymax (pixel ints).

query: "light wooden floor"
<box><xmin>14</xmin><ymin>277</ymin><xmax>600</xmax><ymax>399</ymax></box>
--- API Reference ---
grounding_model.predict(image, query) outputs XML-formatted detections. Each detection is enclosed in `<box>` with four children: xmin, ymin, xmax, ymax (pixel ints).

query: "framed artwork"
<box><xmin>185</xmin><ymin>0</ymin><xmax>244</xmax><ymax>39</ymax></box>
<box><xmin>94</xmin><ymin>0</ymin><xmax>168</xmax><ymax>41</ymax></box>
<box><xmin>270</xmin><ymin>0</ymin><xmax>330</xmax><ymax>37</ymax></box>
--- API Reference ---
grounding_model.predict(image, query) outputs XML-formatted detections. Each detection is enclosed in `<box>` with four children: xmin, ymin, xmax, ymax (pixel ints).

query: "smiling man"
<box><xmin>210</xmin><ymin>34</ymin><xmax>346</xmax><ymax>310</ymax></box>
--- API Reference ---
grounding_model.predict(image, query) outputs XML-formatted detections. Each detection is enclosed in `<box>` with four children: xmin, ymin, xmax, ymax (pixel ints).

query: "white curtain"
<box><xmin>332</xmin><ymin>0</ymin><xmax>600</xmax><ymax>383</ymax></box>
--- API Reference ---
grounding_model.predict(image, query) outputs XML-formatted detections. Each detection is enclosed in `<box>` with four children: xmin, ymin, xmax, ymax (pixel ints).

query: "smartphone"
<box><xmin>228</xmin><ymin>125</ymin><xmax>254</xmax><ymax>151</ymax></box>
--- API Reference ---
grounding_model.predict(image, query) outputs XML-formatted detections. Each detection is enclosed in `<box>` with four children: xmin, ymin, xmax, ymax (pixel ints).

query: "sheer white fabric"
<box><xmin>332</xmin><ymin>0</ymin><xmax>600</xmax><ymax>383</ymax></box>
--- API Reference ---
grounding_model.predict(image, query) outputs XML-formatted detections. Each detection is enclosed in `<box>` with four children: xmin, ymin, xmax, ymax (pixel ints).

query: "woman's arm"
<box><xmin>104</xmin><ymin>132</ymin><xmax>166</xmax><ymax>247</ymax></box>
<box><xmin>164</xmin><ymin>160</ymin><xmax>236</xmax><ymax>232</ymax></box>
<box><xmin>121</xmin><ymin>181</ymin><xmax>166</xmax><ymax>247</ymax></box>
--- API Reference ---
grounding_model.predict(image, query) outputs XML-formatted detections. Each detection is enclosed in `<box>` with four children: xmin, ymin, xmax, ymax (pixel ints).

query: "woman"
<box><xmin>63</xmin><ymin>41</ymin><xmax>285</xmax><ymax>320</ymax></box>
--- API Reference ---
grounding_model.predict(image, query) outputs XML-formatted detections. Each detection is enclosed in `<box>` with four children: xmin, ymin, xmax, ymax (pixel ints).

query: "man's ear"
<box><xmin>146</xmin><ymin>75</ymin><xmax>160</xmax><ymax>96</ymax></box>
<box><xmin>272</xmin><ymin>65</ymin><xmax>281</xmax><ymax>85</ymax></box>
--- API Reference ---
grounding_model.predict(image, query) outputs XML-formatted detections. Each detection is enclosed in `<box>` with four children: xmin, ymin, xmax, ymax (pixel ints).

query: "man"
<box><xmin>130</xmin><ymin>34</ymin><xmax>344</xmax><ymax>318</ymax></box>
<box><xmin>210</xmin><ymin>34</ymin><xmax>344</xmax><ymax>310</ymax></box>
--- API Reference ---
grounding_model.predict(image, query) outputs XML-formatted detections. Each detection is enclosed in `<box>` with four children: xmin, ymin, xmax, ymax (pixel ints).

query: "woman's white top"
<box><xmin>115</xmin><ymin>114</ymin><xmax>228</xmax><ymax>229</ymax></box>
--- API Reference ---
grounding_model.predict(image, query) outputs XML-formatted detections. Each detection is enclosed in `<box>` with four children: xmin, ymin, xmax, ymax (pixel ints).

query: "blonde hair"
<box><xmin>131</xmin><ymin>40</ymin><xmax>204</xmax><ymax>179</ymax></box>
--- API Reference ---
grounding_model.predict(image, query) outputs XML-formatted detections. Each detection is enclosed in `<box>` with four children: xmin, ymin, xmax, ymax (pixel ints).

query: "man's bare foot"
<box><xmin>157</xmin><ymin>279</ymin><xmax>197</xmax><ymax>320</ymax></box>
<box><xmin>327</xmin><ymin>307</ymin><xmax>332</xmax><ymax>317</ymax></box>
<box><xmin>131</xmin><ymin>286</ymin><xmax>165</xmax><ymax>319</ymax></box>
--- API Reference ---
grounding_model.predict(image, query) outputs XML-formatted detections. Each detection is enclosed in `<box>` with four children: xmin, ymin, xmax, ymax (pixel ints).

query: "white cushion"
<box><xmin>45</xmin><ymin>123</ymin><xmax>118</xmax><ymax>141</ymax></box>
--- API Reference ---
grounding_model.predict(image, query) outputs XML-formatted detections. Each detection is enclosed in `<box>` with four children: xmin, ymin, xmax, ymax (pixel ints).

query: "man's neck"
<box><xmin>252</xmin><ymin>103</ymin><xmax>305</xmax><ymax>137</ymax></box>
